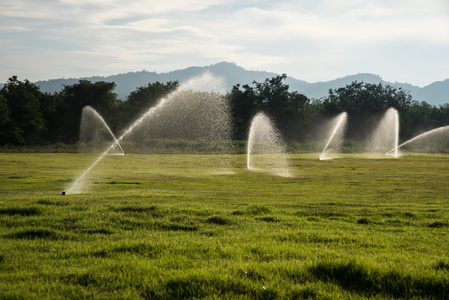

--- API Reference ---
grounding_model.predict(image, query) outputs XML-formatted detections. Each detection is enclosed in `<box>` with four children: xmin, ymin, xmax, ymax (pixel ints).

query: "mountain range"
<box><xmin>6</xmin><ymin>62</ymin><xmax>449</xmax><ymax>105</ymax></box>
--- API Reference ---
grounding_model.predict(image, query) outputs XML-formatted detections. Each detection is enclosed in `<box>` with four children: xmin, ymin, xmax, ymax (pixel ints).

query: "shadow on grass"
<box><xmin>295</xmin><ymin>209</ymin><xmax>348</xmax><ymax>219</ymax></box>
<box><xmin>308</xmin><ymin>260</ymin><xmax>449</xmax><ymax>298</ymax></box>
<box><xmin>256</xmin><ymin>216</ymin><xmax>280</xmax><ymax>223</ymax></box>
<box><xmin>206</xmin><ymin>216</ymin><xmax>233</xmax><ymax>225</ymax></box>
<box><xmin>65</xmin><ymin>272</ymin><xmax>99</xmax><ymax>288</ymax></box>
<box><xmin>93</xmin><ymin>181</ymin><xmax>141</xmax><ymax>185</ymax></box>
<box><xmin>232</xmin><ymin>205</ymin><xmax>272</xmax><ymax>216</ymax></box>
<box><xmin>36</xmin><ymin>199</ymin><xmax>69</xmax><ymax>206</ymax></box>
<box><xmin>158</xmin><ymin>223</ymin><xmax>198</xmax><ymax>232</ymax></box>
<box><xmin>92</xmin><ymin>243</ymin><xmax>166</xmax><ymax>258</ymax></box>
<box><xmin>111</xmin><ymin>205</ymin><xmax>163</xmax><ymax>217</ymax></box>
<box><xmin>142</xmin><ymin>275</ymin><xmax>277</xmax><ymax>300</ymax></box>
<box><xmin>64</xmin><ymin>272</ymin><xmax>278</xmax><ymax>299</ymax></box>
<box><xmin>5</xmin><ymin>229</ymin><xmax>68</xmax><ymax>240</ymax></box>
<box><xmin>82</xmin><ymin>228</ymin><xmax>114</xmax><ymax>235</ymax></box>
<box><xmin>0</xmin><ymin>207</ymin><xmax>41</xmax><ymax>216</ymax></box>
<box><xmin>356</xmin><ymin>217</ymin><xmax>370</xmax><ymax>225</ymax></box>
<box><xmin>435</xmin><ymin>260</ymin><xmax>449</xmax><ymax>271</ymax></box>
<box><xmin>428</xmin><ymin>221</ymin><xmax>448</xmax><ymax>228</ymax></box>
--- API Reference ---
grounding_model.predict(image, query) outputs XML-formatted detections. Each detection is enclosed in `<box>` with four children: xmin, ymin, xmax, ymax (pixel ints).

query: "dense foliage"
<box><xmin>1</xmin><ymin>75</ymin><xmax>448</xmax><ymax>146</ymax></box>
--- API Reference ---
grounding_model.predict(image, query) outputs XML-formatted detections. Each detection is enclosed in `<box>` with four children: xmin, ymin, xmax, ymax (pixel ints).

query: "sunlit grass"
<box><xmin>0</xmin><ymin>153</ymin><xmax>448</xmax><ymax>299</ymax></box>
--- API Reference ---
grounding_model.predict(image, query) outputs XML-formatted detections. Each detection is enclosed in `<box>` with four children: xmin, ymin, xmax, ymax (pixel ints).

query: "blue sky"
<box><xmin>1</xmin><ymin>0</ymin><xmax>448</xmax><ymax>87</ymax></box>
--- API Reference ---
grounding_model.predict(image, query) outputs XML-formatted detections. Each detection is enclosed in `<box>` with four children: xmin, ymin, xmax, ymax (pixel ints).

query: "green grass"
<box><xmin>0</xmin><ymin>152</ymin><xmax>449</xmax><ymax>299</ymax></box>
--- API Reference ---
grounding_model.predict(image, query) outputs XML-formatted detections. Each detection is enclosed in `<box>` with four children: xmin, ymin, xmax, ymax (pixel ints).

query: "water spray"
<box><xmin>247</xmin><ymin>112</ymin><xmax>290</xmax><ymax>177</ymax></box>
<box><xmin>64</xmin><ymin>72</ymin><xmax>231</xmax><ymax>194</ymax></box>
<box><xmin>385</xmin><ymin>125</ymin><xmax>449</xmax><ymax>155</ymax></box>
<box><xmin>319</xmin><ymin>112</ymin><xmax>347</xmax><ymax>160</ymax></box>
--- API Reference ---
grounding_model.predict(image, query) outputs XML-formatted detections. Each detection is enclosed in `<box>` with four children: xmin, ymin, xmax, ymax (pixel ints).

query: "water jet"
<box><xmin>247</xmin><ymin>112</ymin><xmax>290</xmax><ymax>177</ymax></box>
<box><xmin>319</xmin><ymin>112</ymin><xmax>347</xmax><ymax>160</ymax></box>
<box><xmin>369</xmin><ymin>108</ymin><xmax>399</xmax><ymax>157</ymax></box>
<box><xmin>65</xmin><ymin>73</ymin><xmax>232</xmax><ymax>194</ymax></box>
<box><xmin>79</xmin><ymin>106</ymin><xmax>125</xmax><ymax>155</ymax></box>
<box><xmin>385</xmin><ymin>125</ymin><xmax>449</xmax><ymax>155</ymax></box>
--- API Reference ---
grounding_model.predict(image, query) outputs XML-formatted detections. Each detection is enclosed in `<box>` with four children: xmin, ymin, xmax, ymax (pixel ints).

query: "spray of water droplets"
<box><xmin>370</xmin><ymin>108</ymin><xmax>399</xmax><ymax>157</ymax></box>
<box><xmin>319</xmin><ymin>112</ymin><xmax>348</xmax><ymax>160</ymax></box>
<box><xmin>65</xmin><ymin>72</ymin><xmax>233</xmax><ymax>194</ymax></box>
<box><xmin>247</xmin><ymin>112</ymin><xmax>290</xmax><ymax>177</ymax></box>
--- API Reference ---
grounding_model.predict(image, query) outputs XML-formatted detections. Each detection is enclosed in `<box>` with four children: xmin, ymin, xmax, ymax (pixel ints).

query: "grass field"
<box><xmin>1</xmin><ymin>152</ymin><xmax>449</xmax><ymax>299</ymax></box>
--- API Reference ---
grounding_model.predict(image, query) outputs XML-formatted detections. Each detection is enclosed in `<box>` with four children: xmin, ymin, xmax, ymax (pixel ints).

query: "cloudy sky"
<box><xmin>1</xmin><ymin>0</ymin><xmax>448</xmax><ymax>87</ymax></box>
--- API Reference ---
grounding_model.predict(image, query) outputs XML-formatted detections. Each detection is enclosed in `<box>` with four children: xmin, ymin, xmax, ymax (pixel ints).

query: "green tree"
<box><xmin>253</xmin><ymin>74</ymin><xmax>309</xmax><ymax>139</ymax></box>
<box><xmin>228</xmin><ymin>75</ymin><xmax>310</xmax><ymax>141</ymax></box>
<box><xmin>0</xmin><ymin>94</ymin><xmax>23</xmax><ymax>144</ymax></box>
<box><xmin>0</xmin><ymin>76</ymin><xmax>47</xmax><ymax>144</ymax></box>
<box><xmin>434</xmin><ymin>104</ymin><xmax>449</xmax><ymax>128</ymax></box>
<box><xmin>125</xmin><ymin>81</ymin><xmax>179</xmax><ymax>122</ymax></box>
<box><xmin>227</xmin><ymin>84</ymin><xmax>258</xmax><ymax>140</ymax></box>
<box><xmin>323</xmin><ymin>82</ymin><xmax>412</xmax><ymax>140</ymax></box>
<box><xmin>400</xmin><ymin>101</ymin><xmax>437</xmax><ymax>139</ymax></box>
<box><xmin>52</xmin><ymin>80</ymin><xmax>121</xmax><ymax>143</ymax></box>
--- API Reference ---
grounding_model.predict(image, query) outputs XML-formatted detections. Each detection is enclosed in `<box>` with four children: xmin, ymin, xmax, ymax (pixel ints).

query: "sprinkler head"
<box><xmin>62</xmin><ymin>191</ymin><xmax>66</xmax><ymax>196</ymax></box>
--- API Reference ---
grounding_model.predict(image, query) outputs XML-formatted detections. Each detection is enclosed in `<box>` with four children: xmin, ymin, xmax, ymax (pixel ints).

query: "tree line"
<box><xmin>1</xmin><ymin>74</ymin><xmax>448</xmax><ymax>147</ymax></box>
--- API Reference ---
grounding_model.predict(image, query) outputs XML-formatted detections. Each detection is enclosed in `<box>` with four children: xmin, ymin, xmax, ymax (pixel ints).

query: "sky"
<box><xmin>1</xmin><ymin>0</ymin><xmax>448</xmax><ymax>87</ymax></box>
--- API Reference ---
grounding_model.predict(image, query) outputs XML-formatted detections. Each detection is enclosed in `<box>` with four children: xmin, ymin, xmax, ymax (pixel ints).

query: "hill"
<box><xmin>4</xmin><ymin>62</ymin><xmax>449</xmax><ymax>105</ymax></box>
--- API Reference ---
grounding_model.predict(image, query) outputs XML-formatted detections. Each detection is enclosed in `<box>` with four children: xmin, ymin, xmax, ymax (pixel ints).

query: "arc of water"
<box><xmin>247</xmin><ymin>123</ymin><xmax>255</xmax><ymax>170</ymax></box>
<box><xmin>319</xmin><ymin>112</ymin><xmax>347</xmax><ymax>160</ymax></box>
<box><xmin>65</xmin><ymin>72</ymin><xmax>227</xmax><ymax>194</ymax></box>
<box><xmin>372</xmin><ymin>108</ymin><xmax>399</xmax><ymax>157</ymax></box>
<box><xmin>83</xmin><ymin>106</ymin><xmax>125</xmax><ymax>155</ymax></box>
<box><xmin>393</xmin><ymin>109</ymin><xmax>399</xmax><ymax>158</ymax></box>
<box><xmin>65</xmin><ymin>91</ymin><xmax>176</xmax><ymax>194</ymax></box>
<box><xmin>385</xmin><ymin>125</ymin><xmax>449</xmax><ymax>155</ymax></box>
<box><xmin>246</xmin><ymin>112</ymin><xmax>290</xmax><ymax>177</ymax></box>
<box><xmin>380</xmin><ymin>107</ymin><xmax>400</xmax><ymax>158</ymax></box>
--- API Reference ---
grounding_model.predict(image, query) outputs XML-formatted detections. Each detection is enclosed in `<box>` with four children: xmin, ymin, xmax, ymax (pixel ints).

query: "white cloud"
<box><xmin>0</xmin><ymin>0</ymin><xmax>448</xmax><ymax>86</ymax></box>
<box><xmin>202</xmin><ymin>0</ymin><xmax>449</xmax><ymax>84</ymax></box>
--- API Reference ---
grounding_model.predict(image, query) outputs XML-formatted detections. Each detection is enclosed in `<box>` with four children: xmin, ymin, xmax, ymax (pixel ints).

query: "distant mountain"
<box><xmin>32</xmin><ymin>62</ymin><xmax>290</xmax><ymax>101</ymax></box>
<box><xmin>4</xmin><ymin>62</ymin><xmax>449</xmax><ymax>105</ymax></box>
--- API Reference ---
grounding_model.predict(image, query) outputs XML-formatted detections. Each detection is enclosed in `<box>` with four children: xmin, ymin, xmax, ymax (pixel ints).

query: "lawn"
<box><xmin>0</xmin><ymin>152</ymin><xmax>448</xmax><ymax>299</ymax></box>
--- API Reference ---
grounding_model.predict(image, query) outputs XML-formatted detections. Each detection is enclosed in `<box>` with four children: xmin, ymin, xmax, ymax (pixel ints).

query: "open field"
<box><xmin>1</xmin><ymin>153</ymin><xmax>449</xmax><ymax>299</ymax></box>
